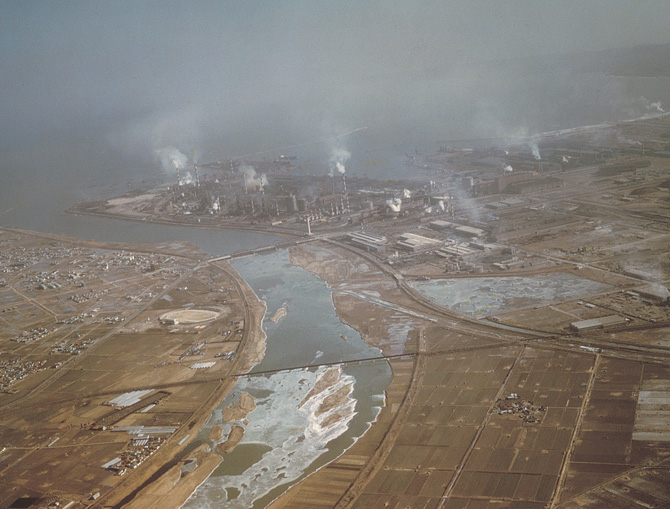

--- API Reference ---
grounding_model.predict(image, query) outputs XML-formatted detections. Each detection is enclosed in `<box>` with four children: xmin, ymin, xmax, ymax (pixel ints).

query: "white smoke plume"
<box><xmin>211</xmin><ymin>196</ymin><xmax>220</xmax><ymax>212</ymax></box>
<box><xmin>156</xmin><ymin>146</ymin><xmax>189</xmax><ymax>172</ymax></box>
<box><xmin>562</xmin><ymin>156</ymin><xmax>569</xmax><ymax>163</ymax></box>
<box><xmin>182</xmin><ymin>171</ymin><xmax>194</xmax><ymax>185</ymax></box>
<box><xmin>647</xmin><ymin>101</ymin><xmax>665</xmax><ymax>113</ymax></box>
<box><xmin>403</xmin><ymin>189</ymin><xmax>412</xmax><ymax>199</ymax></box>
<box><xmin>386</xmin><ymin>197</ymin><xmax>402</xmax><ymax>212</ymax></box>
<box><xmin>240</xmin><ymin>164</ymin><xmax>267</xmax><ymax>191</ymax></box>
<box><xmin>530</xmin><ymin>142</ymin><xmax>541</xmax><ymax>160</ymax></box>
<box><xmin>329</xmin><ymin>147</ymin><xmax>351</xmax><ymax>176</ymax></box>
<box><xmin>616</xmin><ymin>132</ymin><xmax>643</xmax><ymax>146</ymax></box>
<box><xmin>504</xmin><ymin>165</ymin><xmax>513</xmax><ymax>173</ymax></box>
<box><xmin>438</xmin><ymin>200</ymin><xmax>446</xmax><ymax>212</ymax></box>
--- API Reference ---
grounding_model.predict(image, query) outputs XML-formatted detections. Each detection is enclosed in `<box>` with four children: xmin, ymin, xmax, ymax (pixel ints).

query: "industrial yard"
<box><xmin>2</xmin><ymin>113</ymin><xmax>670</xmax><ymax>508</ymax></box>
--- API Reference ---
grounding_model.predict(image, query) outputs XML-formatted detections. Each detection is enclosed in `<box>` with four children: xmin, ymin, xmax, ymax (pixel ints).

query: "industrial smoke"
<box><xmin>240</xmin><ymin>164</ymin><xmax>268</xmax><ymax>191</ymax></box>
<box><xmin>211</xmin><ymin>196</ymin><xmax>220</xmax><ymax>212</ymax></box>
<box><xmin>330</xmin><ymin>147</ymin><xmax>351</xmax><ymax>176</ymax></box>
<box><xmin>156</xmin><ymin>147</ymin><xmax>189</xmax><ymax>172</ymax></box>
<box><xmin>530</xmin><ymin>142</ymin><xmax>541</xmax><ymax>161</ymax></box>
<box><xmin>386</xmin><ymin>197</ymin><xmax>402</xmax><ymax>212</ymax></box>
<box><xmin>648</xmin><ymin>101</ymin><xmax>665</xmax><ymax>113</ymax></box>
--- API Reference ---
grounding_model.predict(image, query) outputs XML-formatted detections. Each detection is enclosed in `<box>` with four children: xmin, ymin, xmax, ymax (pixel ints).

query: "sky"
<box><xmin>2</xmin><ymin>1</ymin><xmax>670</xmax><ymax>181</ymax></box>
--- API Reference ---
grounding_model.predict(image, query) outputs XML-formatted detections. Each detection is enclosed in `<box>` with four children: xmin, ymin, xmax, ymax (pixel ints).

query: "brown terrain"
<box><xmin>2</xmin><ymin>114</ymin><xmax>670</xmax><ymax>508</ymax></box>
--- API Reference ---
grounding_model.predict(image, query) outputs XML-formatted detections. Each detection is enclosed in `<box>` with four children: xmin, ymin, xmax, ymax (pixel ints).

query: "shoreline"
<box><xmin>66</xmin><ymin>204</ymin><xmax>303</xmax><ymax>240</ymax></box>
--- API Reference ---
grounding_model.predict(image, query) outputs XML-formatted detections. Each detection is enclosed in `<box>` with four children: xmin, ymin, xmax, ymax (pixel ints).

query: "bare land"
<box><xmin>0</xmin><ymin>227</ymin><xmax>266</xmax><ymax>509</ymax></box>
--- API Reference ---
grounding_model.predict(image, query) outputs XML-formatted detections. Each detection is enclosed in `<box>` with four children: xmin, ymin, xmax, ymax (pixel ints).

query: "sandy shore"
<box><xmin>216</xmin><ymin>425</ymin><xmax>246</xmax><ymax>453</ymax></box>
<box><xmin>270</xmin><ymin>306</ymin><xmax>287</xmax><ymax>323</ymax></box>
<box><xmin>222</xmin><ymin>392</ymin><xmax>257</xmax><ymax>421</ymax></box>
<box><xmin>209</xmin><ymin>424</ymin><xmax>224</xmax><ymax>441</ymax></box>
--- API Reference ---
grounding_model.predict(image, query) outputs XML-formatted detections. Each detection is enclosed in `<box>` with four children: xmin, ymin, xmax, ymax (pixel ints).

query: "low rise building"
<box><xmin>635</xmin><ymin>284</ymin><xmax>670</xmax><ymax>303</ymax></box>
<box><xmin>395</xmin><ymin>233</ymin><xmax>442</xmax><ymax>253</ymax></box>
<box><xmin>346</xmin><ymin>232</ymin><xmax>388</xmax><ymax>252</ymax></box>
<box><xmin>570</xmin><ymin>314</ymin><xmax>628</xmax><ymax>332</ymax></box>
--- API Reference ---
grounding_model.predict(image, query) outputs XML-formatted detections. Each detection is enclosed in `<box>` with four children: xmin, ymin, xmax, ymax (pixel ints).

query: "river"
<box><xmin>183</xmin><ymin>250</ymin><xmax>391</xmax><ymax>508</ymax></box>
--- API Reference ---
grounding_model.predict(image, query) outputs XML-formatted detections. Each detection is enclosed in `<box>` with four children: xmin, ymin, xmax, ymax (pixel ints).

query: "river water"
<box><xmin>183</xmin><ymin>250</ymin><xmax>391</xmax><ymax>508</ymax></box>
<box><xmin>2</xmin><ymin>184</ymin><xmax>392</xmax><ymax>506</ymax></box>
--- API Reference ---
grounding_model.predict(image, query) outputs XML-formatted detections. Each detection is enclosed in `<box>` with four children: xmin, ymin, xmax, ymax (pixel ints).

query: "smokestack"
<box><xmin>194</xmin><ymin>165</ymin><xmax>200</xmax><ymax>188</ymax></box>
<box><xmin>342</xmin><ymin>174</ymin><xmax>350</xmax><ymax>211</ymax></box>
<box><xmin>307</xmin><ymin>216</ymin><xmax>312</xmax><ymax>235</ymax></box>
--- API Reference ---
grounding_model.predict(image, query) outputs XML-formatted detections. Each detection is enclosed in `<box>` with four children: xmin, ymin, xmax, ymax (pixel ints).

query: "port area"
<box><xmin>0</xmin><ymin>226</ymin><xmax>266</xmax><ymax>509</ymax></box>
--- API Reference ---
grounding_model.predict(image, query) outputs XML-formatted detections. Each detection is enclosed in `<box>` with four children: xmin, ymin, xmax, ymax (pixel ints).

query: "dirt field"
<box><xmin>0</xmin><ymin>228</ymin><xmax>267</xmax><ymax>509</ymax></box>
<box><xmin>272</xmin><ymin>241</ymin><xmax>670</xmax><ymax>508</ymax></box>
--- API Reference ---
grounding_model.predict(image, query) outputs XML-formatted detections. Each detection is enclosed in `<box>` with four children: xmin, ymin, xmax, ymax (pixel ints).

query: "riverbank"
<box><xmin>267</xmin><ymin>243</ymin><xmax>429</xmax><ymax>507</ymax></box>
<box><xmin>98</xmin><ymin>261</ymin><xmax>268</xmax><ymax>509</ymax></box>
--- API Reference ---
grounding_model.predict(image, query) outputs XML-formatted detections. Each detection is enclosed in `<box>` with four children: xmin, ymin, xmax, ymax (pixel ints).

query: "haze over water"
<box><xmin>3</xmin><ymin>2</ymin><xmax>670</xmax><ymax>243</ymax></box>
<box><xmin>2</xmin><ymin>70</ymin><xmax>669</xmax><ymax>241</ymax></box>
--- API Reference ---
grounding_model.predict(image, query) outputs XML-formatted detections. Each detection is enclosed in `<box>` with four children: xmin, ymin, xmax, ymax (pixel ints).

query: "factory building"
<box><xmin>503</xmin><ymin>176</ymin><xmax>564</xmax><ymax>195</ymax></box>
<box><xmin>455</xmin><ymin>225</ymin><xmax>485</xmax><ymax>238</ymax></box>
<box><xmin>635</xmin><ymin>284</ymin><xmax>670</xmax><ymax>303</ymax></box>
<box><xmin>346</xmin><ymin>232</ymin><xmax>388</xmax><ymax>252</ymax></box>
<box><xmin>570</xmin><ymin>315</ymin><xmax>628</xmax><ymax>332</ymax></box>
<box><xmin>429</xmin><ymin>220</ymin><xmax>484</xmax><ymax>238</ymax></box>
<box><xmin>436</xmin><ymin>244</ymin><xmax>478</xmax><ymax>257</ymax></box>
<box><xmin>395</xmin><ymin>233</ymin><xmax>442</xmax><ymax>253</ymax></box>
<box><xmin>429</xmin><ymin>220</ymin><xmax>455</xmax><ymax>231</ymax></box>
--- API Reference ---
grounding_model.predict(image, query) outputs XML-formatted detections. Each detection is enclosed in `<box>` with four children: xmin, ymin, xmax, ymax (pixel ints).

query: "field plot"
<box><xmin>558</xmin><ymin>359</ymin><xmax>670</xmax><ymax>504</ymax></box>
<box><xmin>442</xmin><ymin>347</ymin><xmax>594</xmax><ymax>508</ymax></box>
<box><xmin>560</xmin><ymin>467</ymin><xmax>670</xmax><ymax>508</ymax></box>
<box><xmin>352</xmin><ymin>344</ymin><xmax>523</xmax><ymax>508</ymax></box>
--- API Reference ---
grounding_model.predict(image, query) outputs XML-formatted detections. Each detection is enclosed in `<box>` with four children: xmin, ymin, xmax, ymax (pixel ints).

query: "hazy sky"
<box><xmin>2</xmin><ymin>1</ymin><xmax>670</xmax><ymax>173</ymax></box>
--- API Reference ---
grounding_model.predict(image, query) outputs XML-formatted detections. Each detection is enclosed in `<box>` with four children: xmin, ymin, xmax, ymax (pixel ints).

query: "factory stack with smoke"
<box><xmin>330</xmin><ymin>147</ymin><xmax>351</xmax><ymax>211</ymax></box>
<box><xmin>240</xmin><ymin>165</ymin><xmax>267</xmax><ymax>193</ymax></box>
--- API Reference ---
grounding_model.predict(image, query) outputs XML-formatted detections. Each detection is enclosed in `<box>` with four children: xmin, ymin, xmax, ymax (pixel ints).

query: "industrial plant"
<box><xmin>5</xmin><ymin>87</ymin><xmax>670</xmax><ymax>509</ymax></box>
